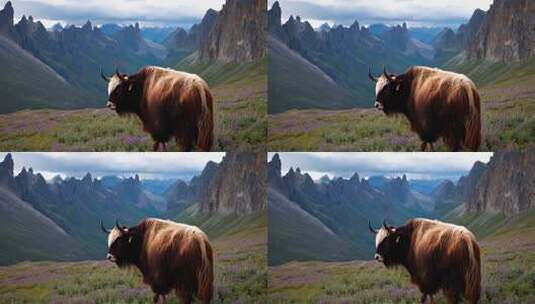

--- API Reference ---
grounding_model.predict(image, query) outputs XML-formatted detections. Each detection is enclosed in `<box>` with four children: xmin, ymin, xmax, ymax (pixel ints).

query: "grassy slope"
<box><xmin>0</xmin><ymin>37</ymin><xmax>85</xmax><ymax>113</ymax></box>
<box><xmin>0</xmin><ymin>207</ymin><xmax>267</xmax><ymax>303</ymax></box>
<box><xmin>0</xmin><ymin>188</ymin><xmax>87</xmax><ymax>265</ymax></box>
<box><xmin>267</xmin><ymin>35</ymin><xmax>356</xmax><ymax>114</ymax></box>
<box><xmin>268</xmin><ymin>60</ymin><xmax>535</xmax><ymax>151</ymax></box>
<box><xmin>0</xmin><ymin>60</ymin><xmax>267</xmax><ymax>151</ymax></box>
<box><xmin>268</xmin><ymin>211</ymin><xmax>535</xmax><ymax>303</ymax></box>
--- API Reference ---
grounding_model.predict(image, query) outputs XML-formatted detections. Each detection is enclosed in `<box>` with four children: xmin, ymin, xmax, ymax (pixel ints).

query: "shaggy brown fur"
<box><xmin>103</xmin><ymin>66</ymin><xmax>214</xmax><ymax>151</ymax></box>
<box><xmin>370</xmin><ymin>66</ymin><xmax>481</xmax><ymax>151</ymax></box>
<box><xmin>371</xmin><ymin>218</ymin><xmax>481</xmax><ymax>304</ymax></box>
<box><xmin>103</xmin><ymin>218</ymin><xmax>214</xmax><ymax>304</ymax></box>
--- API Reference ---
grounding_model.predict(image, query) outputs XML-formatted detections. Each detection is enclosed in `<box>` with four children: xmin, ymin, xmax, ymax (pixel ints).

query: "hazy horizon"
<box><xmin>270</xmin><ymin>0</ymin><xmax>493</xmax><ymax>29</ymax></box>
<box><xmin>0</xmin><ymin>152</ymin><xmax>225</xmax><ymax>181</ymax></box>
<box><xmin>4</xmin><ymin>0</ymin><xmax>225</xmax><ymax>28</ymax></box>
<box><xmin>269</xmin><ymin>152</ymin><xmax>493</xmax><ymax>181</ymax></box>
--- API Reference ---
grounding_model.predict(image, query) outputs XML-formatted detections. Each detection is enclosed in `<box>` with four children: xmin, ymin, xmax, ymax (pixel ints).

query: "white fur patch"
<box><xmin>375</xmin><ymin>76</ymin><xmax>389</xmax><ymax>97</ymax></box>
<box><xmin>107</xmin><ymin>75</ymin><xmax>122</xmax><ymax>96</ymax></box>
<box><xmin>375</xmin><ymin>227</ymin><xmax>389</xmax><ymax>248</ymax></box>
<box><xmin>107</xmin><ymin>227</ymin><xmax>124</xmax><ymax>248</ymax></box>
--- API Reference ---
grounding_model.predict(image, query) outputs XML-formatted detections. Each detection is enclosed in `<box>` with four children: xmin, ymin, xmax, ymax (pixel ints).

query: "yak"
<box><xmin>101</xmin><ymin>66</ymin><xmax>214</xmax><ymax>152</ymax></box>
<box><xmin>369</xmin><ymin>66</ymin><xmax>481</xmax><ymax>151</ymax></box>
<box><xmin>101</xmin><ymin>218</ymin><xmax>214</xmax><ymax>304</ymax></box>
<box><xmin>369</xmin><ymin>218</ymin><xmax>481</xmax><ymax>304</ymax></box>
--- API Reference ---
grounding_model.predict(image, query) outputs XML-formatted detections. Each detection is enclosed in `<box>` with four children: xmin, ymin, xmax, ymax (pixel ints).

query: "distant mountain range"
<box><xmin>269</xmin><ymin>0</ymin><xmax>535</xmax><ymax>114</ymax></box>
<box><xmin>268</xmin><ymin>150</ymin><xmax>535</xmax><ymax>265</ymax></box>
<box><xmin>0</xmin><ymin>0</ymin><xmax>266</xmax><ymax>113</ymax></box>
<box><xmin>0</xmin><ymin>152</ymin><xmax>266</xmax><ymax>265</ymax></box>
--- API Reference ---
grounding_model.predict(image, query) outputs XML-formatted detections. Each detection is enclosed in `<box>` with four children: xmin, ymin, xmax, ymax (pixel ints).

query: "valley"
<box><xmin>267</xmin><ymin>0</ymin><xmax>535</xmax><ymax>151</ymax></box>
<box><xmin>268</xmin><ymin>150</ymin><xmax>535</xmax><ymax>302</ymax></box>
<box><xmin>268</xmin><ymin>64</ymin><xmax>535</xmax><ymax>151</ymax></box>
<box><xmin>268</xmin><ymin>211</ymin><xmax>535</xmax><ymax>303</ymax></box>
<box><xmin>0</xmin><ymin>0</ymin><xmax>267</xmax><ymax>151</ymax></box>
<box><xmin>0</xmin><ymin>151</ymin><xmax>268</xmax><ymax>302</ymax></box>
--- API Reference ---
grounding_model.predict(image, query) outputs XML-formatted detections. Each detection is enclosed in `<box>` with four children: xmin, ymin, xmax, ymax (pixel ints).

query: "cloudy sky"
<box><xmin>1</xmin><ymin>152</ymin><xmax>225</xmax><ymax>181</ymax></box>
<box><xmin>5</xmin><ymin>0</ymin><xmax>225</xmax><ymax>28</ymax></box>
<box><xmin>269</xmin><ymin>152</ymin><xmax>493</xmax><ymax>181</ymax></box>
<box><xmin>269</xmin><ymin>0</ymin><xmax>493</xmax><ymax>28</ymax></box>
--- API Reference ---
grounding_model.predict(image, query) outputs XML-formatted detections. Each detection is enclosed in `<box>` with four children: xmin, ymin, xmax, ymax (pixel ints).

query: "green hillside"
<box><xmin>267</xmin><ymin>189</ymin><xmax>356</xmax><ymax>265</ymax></box>
<box><xmin>0</xmin><ymin>188</ymin><xmax>87</xmax><ymax>265</ymax></box>
<box><xmin>268</xmin><ymin>60</ymin><xmax>535</xmax><ymax>151</ymax></box>
<box><xmin>0</xmin><ymin>37</ymin><xmax>86</xmax><ymax>113</ymax></box>
<box><xmin>269</xmin><ymin>211</ymin><xmax>535</xmax><ymax>303</ymax></box>
<box><xmin>267</xmin><ymin>36</ymin><xmax>356</xmax><ymax>114</ymax></box>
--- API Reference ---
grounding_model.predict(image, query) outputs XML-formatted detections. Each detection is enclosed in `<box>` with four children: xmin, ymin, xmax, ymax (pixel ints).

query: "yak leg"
<box><xmin>152</xmin><ymin>294</ymin><xmax>161</xmax><ymax>304</ymax></box>
<box><xmin>443</xmin><ymin>289</ymin><xmax>460</xmax><ymax>304</ymax></box>
<box><xmin>429</xmin><ymin>295</ymin><xmax>435</xmax><ymax>304</ymax></box>
<box><xmin>420</xmin><ymin>294</ymin><xmax>427</xmax><ymax>303</ymax></box>
<box><xmin>160</xmin><ymin>142</ymin><xmax>167</xmax><ymax>152</ymax></box>
<box><xmin>420</xmin><ymin>142</ymin><xmax>428</xmax><ymax>152</ymax></box>
<box><xmin>153</xmin><ymin>142</ymin><xmax>160</xmax><ymax>152</ymax></box>
<box><xmin>429</xmin><ymin>142</ymin><xmax>435</xmax><ymax>152</ymax></box>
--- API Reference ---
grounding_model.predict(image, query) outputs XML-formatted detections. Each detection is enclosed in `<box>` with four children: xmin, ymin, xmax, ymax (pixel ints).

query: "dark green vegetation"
<box><xmin>0</xmin><ymin>187</ymin><xmax>86</xmax><ymax>264</ymax></box>
<box><xmin>0</xmin><ymin>214</ymin><xmax>267</xmax><ymax>304</ymax></box>
<box><xmin>268</xmin><ymin>210</ymin><xmax>535</xmax><ymax>303</ymax></box>
<box><xmin>0</xmin><ymin>60</ymin><xmax>267</xmax><ymax>151</ymax></box>
<box><xmin>267</xmin><ymin>36</ymin><xmax>355</xmax><ymax>114</ymax></box>
<box><xmin>268</xmin><ymin>60</ymin><xmax>535</xmax><ymax>151</ymax></box>
<box><xmin>0</xmin><ymin>36</ymin><xmax>84</xmax><ymax>113</ymax></box>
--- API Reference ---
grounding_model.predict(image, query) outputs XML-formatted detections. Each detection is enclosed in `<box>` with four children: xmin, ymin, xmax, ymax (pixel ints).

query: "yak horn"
<box><xmin>100</xmin><ymin>67</ymin><xmax>110</xmax><ymax>82</ymax></box>
<box><xmin>368</xmin><ymin>220</ymin><xmax>378</xmax><ymax>233</ymax></box>
<box><xmin>368</xmin><ymin>67</ymin><xmax>378</xmax><ymax>83</ymax></box>
<box><xmin>100</xmin><ymin>220</ymin><xmax>110</xmax><ymax>233</ymax></box>
<box><xmin>383</xmin><ymin>65</ymin><xmax>394</xmax><ymax>82</ymax></box>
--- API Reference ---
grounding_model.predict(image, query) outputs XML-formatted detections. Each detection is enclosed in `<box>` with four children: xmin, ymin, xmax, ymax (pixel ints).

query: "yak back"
<box><xmin>405</xmin><ymin>218</ymin><xmax>480</xmax><ymax>296</ymax></box>
<box><xmin>138</xmin><ymin>218</ymin><xmax>212</xmax><ymax>296</ymax></box>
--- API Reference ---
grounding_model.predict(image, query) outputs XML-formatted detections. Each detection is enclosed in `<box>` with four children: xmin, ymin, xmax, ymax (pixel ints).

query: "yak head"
<box><xmin>368</xmin><ymin>220</ymin><xmax>408</xmax><ymax>268</ymax></box>
<box><xmin>368</xmin><ymin>66</ymin><xmax>408</xmax><ymax>115</ymax></box>
<box><xmin>100</xmin><ymin>220</ymin><xmax>141</xmax><ymax>267</ymax></box>
<box><xmin>100</xmin><ymin>68</ymin><xmax>141</xmax><ymax>115</ymax></box>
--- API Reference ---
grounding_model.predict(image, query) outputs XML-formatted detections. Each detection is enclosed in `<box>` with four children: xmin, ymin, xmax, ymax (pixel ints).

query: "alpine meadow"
<box><xmin>267</xmin><ymin>151</ymin><xmax>535</xmax><ymax>303</ymax></box>
<box><xmin>0</xmin><ymin>152</ymin><xmax>267</xmax><ymax>303</ymax></box>
<box><xmin>267</xmin><ymin>0</ymin><xmax>535</xmax><ymax>152</ymax></box>
<box><xmin>0</xmin><ymin>0</ymin><xmax>267</xmax><ymax>151</ymax></box>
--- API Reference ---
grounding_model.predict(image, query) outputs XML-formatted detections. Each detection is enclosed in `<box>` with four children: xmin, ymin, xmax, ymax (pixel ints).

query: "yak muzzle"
<box><xmin>106</xmin><ymin>101</ymin><xmax>116</xmax><ymax>110</ymax></box>
<box><xmin>374</xmin><ymin>254</ymin><xmax>384</xmax><ymax>263</ymax></box>
<box><xmin>106</xmin><ymin>253</ymin><xmax>116</xmax><ymax>262</ymax></box>
<box><xmin>374</xmin><ymin>102</ymin><xmax>384</xmax><ymax>111</ymax></box>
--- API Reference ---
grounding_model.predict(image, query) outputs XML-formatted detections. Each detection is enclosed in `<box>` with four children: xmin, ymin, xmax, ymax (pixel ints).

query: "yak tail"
<box><xmin>197</xmin><ymin>238</ymin><xmax>213</xmax><ymax>304</ymax></box>
<box><xmin>464</xmin><ymin>238</ymin><xmax>481</xmax><ymax>304</ymax></box>
<box><xmin>196</xmin><ymin>82</ymin><xmax>214</xmax><ymax>151</ymax></box>
<box><xmin>464</xmin><ymin>86</ymin><xmax>481</xmax><ymax>151</ymax></box>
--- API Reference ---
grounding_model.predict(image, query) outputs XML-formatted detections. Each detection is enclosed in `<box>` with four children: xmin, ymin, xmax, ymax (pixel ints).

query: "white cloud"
<box><xmin>0</xmin><ymin>152</ymin><xmax>225</xmax><ymax>180</ymax></box>
<box><xmin>269</xmin><ymin>152</ymin><xmax>493</xmax><ymax>181</ymax></box>
<box><xmin>270</xmin><ymin>0</ymin><xmax>493</xmax><ymax>27</ymax></box>
<box><xmin>8</xmin><ymin>0</ymin><xmax>226</xmax><ymax>27</ymax></box>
